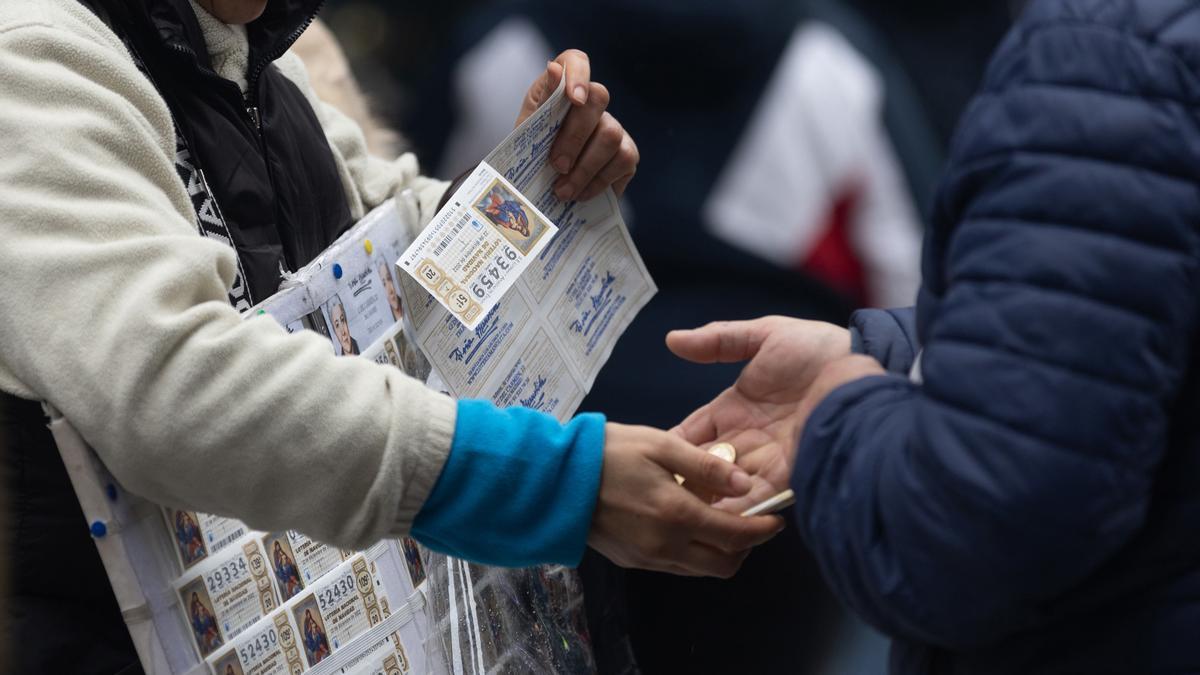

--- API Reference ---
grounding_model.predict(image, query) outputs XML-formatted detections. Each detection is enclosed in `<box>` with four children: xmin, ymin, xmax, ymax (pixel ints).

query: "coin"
<box><xmin>707</xmin><ymin>442</ymin><xmax>736</xmax><ymax>464</ymax></box>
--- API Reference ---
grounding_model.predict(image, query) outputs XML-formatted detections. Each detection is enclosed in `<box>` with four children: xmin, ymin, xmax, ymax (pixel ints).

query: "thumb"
<box><xmin>515</xmin><ymin>61</ymin><xmax>564</xmax><ymax>127</ymax></box>
<box><xmin>657</xmin><ymin>435</ymin><xmax>752</xmax><ymax>499</ymax></box>
<box><xmin>666</xmin><ymin>317</ymin><xmax>776</xmax><ymax>365</ymax></box>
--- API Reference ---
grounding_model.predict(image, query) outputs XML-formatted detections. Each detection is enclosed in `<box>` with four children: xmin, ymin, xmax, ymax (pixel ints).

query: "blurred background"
<box><xmin>304</xmin><ymin>0</ymin><xmax>1027</xmax><ymax>673</ymax></box>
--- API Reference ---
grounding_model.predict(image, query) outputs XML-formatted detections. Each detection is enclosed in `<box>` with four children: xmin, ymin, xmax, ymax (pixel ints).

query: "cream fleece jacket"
<box><xmin>0</xmin><ymin>0</ymin><xmax>458</xmax><ymax>549</ymax></box>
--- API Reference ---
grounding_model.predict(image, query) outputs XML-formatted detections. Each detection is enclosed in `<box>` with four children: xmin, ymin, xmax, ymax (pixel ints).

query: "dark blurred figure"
<box><xmin>843</xmin><ymin>0</ymin><xmax>1024</xmax><ymax>146</ymax></box>
<box><xmin>323</xmin><ymin>0</ymin><xmax>490</xmax><ymax>129</ymax></box>
<box><xmin>397</xmin><ymin>1</ymin><xmax>1017</xmax><ymax>672</ymax></box>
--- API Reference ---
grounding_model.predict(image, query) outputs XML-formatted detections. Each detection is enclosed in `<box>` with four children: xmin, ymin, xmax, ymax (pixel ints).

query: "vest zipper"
<box><xmin>245</xmin><ymin>98</ymin><xmax>261</xmax><ymax>132</ymax></box>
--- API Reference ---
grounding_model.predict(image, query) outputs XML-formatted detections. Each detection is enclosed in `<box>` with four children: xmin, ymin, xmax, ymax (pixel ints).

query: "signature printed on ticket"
<box><xmin>399</xmin><ymin>162</ymin><xmax>558</xmax><ymax>329</ymax></box>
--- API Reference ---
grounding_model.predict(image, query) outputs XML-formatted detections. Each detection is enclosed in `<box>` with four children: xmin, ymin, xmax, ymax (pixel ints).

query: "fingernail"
<box><xmin>555</xmin><ymin>183</ymin><xmax>575</xmax><ymax>201</ymax></box>
<box><xmin>573</xmin><ymin>85</ymin><xmax>588</xmax><ymax>104</ymax></box>
<box><xmin>553</xmin><ymin>155</ymin><xmax>571</xmax><ymax>173</ymax></box>
<box><xmin>730</xmin><ymin>469</ymin><xmax>752</xmax><ymax>494</ymax></box>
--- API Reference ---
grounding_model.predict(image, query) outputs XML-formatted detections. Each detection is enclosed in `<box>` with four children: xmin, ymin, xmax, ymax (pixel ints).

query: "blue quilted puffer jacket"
<box><xmin>791</xmin><ymin>1</ymin><xmax>1200</xmax><ymax>672</ymax></box>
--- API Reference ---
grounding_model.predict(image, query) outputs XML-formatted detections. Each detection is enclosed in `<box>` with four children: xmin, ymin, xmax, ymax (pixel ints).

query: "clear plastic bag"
<box><xmin>421</xmin><ymin>550</ymin><xmax>595</xmax><ymax>675</ymax></box>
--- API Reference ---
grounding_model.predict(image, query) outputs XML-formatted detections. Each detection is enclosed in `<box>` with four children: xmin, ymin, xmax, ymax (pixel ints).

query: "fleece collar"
<box><xmin>118</xmin><ymin>0</ymin><xmax>324</xmax><ymax>88</ymax></box>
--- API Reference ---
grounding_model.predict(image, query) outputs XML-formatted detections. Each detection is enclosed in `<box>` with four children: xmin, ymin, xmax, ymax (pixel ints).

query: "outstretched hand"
<box><xmin>666</xmin><ymin>316</ymin><xmax>855</xmax><ymax>512</ymax></box>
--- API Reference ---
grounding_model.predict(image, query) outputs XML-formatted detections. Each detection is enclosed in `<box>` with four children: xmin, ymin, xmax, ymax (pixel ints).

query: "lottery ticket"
<box><xmin>177</xmin><ymin>536</ymin><xmax>279</xmax><ymax>658</ymax></box>
<box><xmin>291</xmin><ymin>554</ymin><xmax>390</xmax><ymax>667</ymax></box>
<box><xmin>209</xmin><ymin>554</ymin><xmax>390</xmax><ymax>673</ymax></box>
<box><xmin>260</xmin><ymin>531</ymin><xmax>350</xmax><ymax>603</ymax></box>
<box><xmin>207</xmin><ymin>611</ymin><xmax>305</xmax><ymax>675</ymax></box>
<box><xmin>399</xmin><ymin>162</ymin><xmax>558</xmax><ymax>329</ymax></box>
<box><xmin>163</xmin><ymin>507</ymin><xmax>248</xmax><ymax>572</ymax></box>
<box><xmin>396</xmin><ymin>65</ymin><xmax>655</xmax><ymax>421</ymax></box>
<box><xmin>338</xmin><ymin>632</ymin><xmax>413</xmax><ymax>675</ymax></box>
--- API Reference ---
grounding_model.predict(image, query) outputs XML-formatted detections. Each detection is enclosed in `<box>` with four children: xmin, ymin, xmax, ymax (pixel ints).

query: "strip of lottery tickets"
<box><xmin>206</xmin><ymin>549</ymin><xmax>393</xmax><ymax>674</ymax></box>
<box><xmin>399</xmin><ymin>68</ymin><xmax>657</xmax><ymax>421</ymax></box>
<box><xmin>171</xmin><ymin>520</ymin><xmax>355</xmax><ymax>660</ymax></box>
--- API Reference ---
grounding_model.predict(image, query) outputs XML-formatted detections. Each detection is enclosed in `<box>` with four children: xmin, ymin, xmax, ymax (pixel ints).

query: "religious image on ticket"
<box><xmin>179</xmin><ymin>577</ymin><xmax>224</xmax><ymax>657</ymax></box>
<box><xmin>293</xmin><ymin>595</ymin><xmax>333</xmax><ymax>667</ymax></box>
<box><xmin>210</xmin><ymin>651</ymin><xmax>246</xmax><ymax>675</ymax></box>
<box><xmin>169</xmin><ymin>509</ymin><xmax>208</xmax><ymax>569</ymax></box>
<box><xmin>164</xmin><ymin>508</ymin><xmax>247</xmax><ymax>572</ymax></box>
<box><xmin>400</xmin><ymin>536</ymin><xmax>426</xmax><ymax>588</ymax></box>
<box><xmin>263</xmin><ymin>533</ymin><xmax>305</xmax><ymax>602</ymax></box>
<box><xmin>473</xmin><ymin>178</ymin><xmax>551</xmax><ymax>255</ymax></box>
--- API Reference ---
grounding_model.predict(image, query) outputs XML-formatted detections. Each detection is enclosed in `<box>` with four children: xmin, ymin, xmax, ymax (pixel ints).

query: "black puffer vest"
<box><xmin>2</xmin><ymin>1</ymin><xmax>355</xmax><ymax>672</ymax></box>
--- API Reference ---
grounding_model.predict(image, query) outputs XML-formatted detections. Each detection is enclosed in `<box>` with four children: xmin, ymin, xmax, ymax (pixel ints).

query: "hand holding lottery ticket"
<box><xmin>401</xmin><ymin>55</ymin><xmax>638</xmax><ymax>330</ymax></box>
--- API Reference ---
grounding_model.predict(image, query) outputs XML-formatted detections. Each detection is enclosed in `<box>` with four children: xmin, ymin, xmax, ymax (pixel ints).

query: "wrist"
<box><xmin>412</xmin><ymin>401</ymin><xmax>606</xmax><ymax>567</ymax></box>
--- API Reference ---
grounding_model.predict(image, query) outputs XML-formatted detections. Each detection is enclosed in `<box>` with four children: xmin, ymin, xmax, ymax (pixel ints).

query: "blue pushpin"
<box><xmin>90</xmin><ymin>520</ymin><xmax>108</xmax><ymax>538</ymax></box>
<box><xmin>332</xmin><ymin>263</ymin><xmax>343</xmax><ymax>280</ymax></box>
<box><xmin>105</xmin><ymin>483</ymin><xmax>118</xmax><ymax>502</ymax></box>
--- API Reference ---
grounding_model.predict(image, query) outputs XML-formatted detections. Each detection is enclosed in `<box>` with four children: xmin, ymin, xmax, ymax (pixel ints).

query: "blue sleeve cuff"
<box><xmin>411</xmin><ymin>399</ymin><xmax>605</xmax><ymax>568</ymax></box>
<box><xmin>848</xmin><ymin>307</ymin><xmax>919</xmax><ymax>374</ymax></box>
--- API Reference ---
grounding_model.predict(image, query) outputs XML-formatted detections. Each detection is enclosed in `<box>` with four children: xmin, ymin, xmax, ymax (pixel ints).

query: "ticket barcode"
<box><xmin>433</xmin><ymin>215</ymin><xmax>468</xmax><ymax>256</ymax></box>
<box><xmin>210</xmin><ymin>528</ymin><xmax>246</xmax><ymax>552</ymax></box>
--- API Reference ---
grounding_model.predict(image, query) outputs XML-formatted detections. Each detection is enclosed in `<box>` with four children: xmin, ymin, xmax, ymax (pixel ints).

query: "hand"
<box><xmin>588</xmin><ymin>422</ymin><xmax>784</xmax><ymax>578</ymax></box>
<box><xmin>515</xmin><ymin>50</ymin><xmax>639</xmax><ymax>202</ymax></box>
<box><xmin>667</xmin><ymin>317</ymin><xmax>853</xmax><ymax>512</ymax></box>
<box><xmin>798</xmin><ymin>354</ymin><xmax>887</xmax><ymax>418</ymax></box>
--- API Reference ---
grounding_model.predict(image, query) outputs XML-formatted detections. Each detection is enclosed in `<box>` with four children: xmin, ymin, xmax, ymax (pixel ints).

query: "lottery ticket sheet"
<box><xmin>205</xmin><ymin>545</ymin><xmax>428</xmax><ymax>675</ymax></box>
<box><xmin>398</xmin><ymin>71</ymin><xmax>656</xmax><ymax>421</ymax></box>
<box><xmin>175</xmin><ymin>535</ymin><xmax>279</xmax><ymax>659</ymax></box>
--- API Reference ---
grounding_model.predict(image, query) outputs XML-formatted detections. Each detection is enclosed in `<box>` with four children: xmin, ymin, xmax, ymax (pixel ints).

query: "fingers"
<box><xmin>554</xmin><ymin>48</ymin><xmax>592</xmax><ymax>105</ymax></box>
<box><xmin>670</xmin><ymin>403</ymin><xmax>719</xmax><ymax>446</ymax></box>
<box><xmin>549</xmin><ymin>81</ymin><xmax>610</xmax><ymax>179</ymax></box>
<box><xmin>656</xmin><ymin>434</ymin><xmax>752</xmax><ymax>499</ymax></box>
<box><xmin>515</xmin><ymin>61</ymin><xmax>564</xmax><ymax>127</ymax></box>
<box><xmin>575</xmin><ymin>130</ymin><xmax>639</xmax><ymax>201</ymax></box>
<box><xmin>676</xmin><ymin>491</ymin><xmax>784</xmax><ymax>551</ymax></box>
<box><xmin>553</xmin><ymin>109</ymin><xmax>623</xmax><ymax>201</ymax></box>
<box><xmin>666</xmin><ymin>317</ymin><xmax>782</xmax><ymax>365</ymax></box>
<box><xmin>521</xmin><ymin>49</ymin><xmax>638</xmax><ymax>200</ymax></box>
<box><xmin>516</xmin><ymin>47</ymin><xmax>590</xmax><ymax>126</ymax></box>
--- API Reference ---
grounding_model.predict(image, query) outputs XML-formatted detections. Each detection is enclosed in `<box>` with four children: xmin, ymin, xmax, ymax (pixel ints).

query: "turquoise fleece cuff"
<box><xmin>411</xmin><ymin>399</ymin><xmax>606</xmax><ymax>567</ymax></box>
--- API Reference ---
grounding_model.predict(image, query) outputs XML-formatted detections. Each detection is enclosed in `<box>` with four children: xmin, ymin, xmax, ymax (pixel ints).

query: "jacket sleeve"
<box><xmin>0</xmin><ymin>20</ymin><xmax>456</xmax><ymax>550</ymax></box>
<box><xmin>848</xmin><ymin>307</ymin><xmax>919</xmax><ymax>374</ymax></box>
<box><xmin>791</xmin><ymin>14</ymin><xmax>1200</xmax><ymax>649</ymax></box>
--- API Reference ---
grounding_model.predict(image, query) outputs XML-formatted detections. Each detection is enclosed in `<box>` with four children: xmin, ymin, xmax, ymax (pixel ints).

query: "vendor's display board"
<box><xmin>54</xmin><ymin>71</ymin><xmax>655</xmax><ymax>675</ymax></box>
